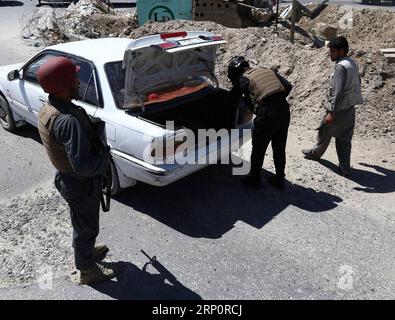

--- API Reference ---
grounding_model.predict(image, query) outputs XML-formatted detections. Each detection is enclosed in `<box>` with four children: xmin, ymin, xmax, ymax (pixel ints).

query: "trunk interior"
<box><xmin>139</xmin><ymin>88</ymin><xmax>237</xmax><ymax>132</ymax></box>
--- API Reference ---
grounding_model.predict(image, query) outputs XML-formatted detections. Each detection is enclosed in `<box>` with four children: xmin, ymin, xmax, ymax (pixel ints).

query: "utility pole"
<box><xmin>275</xmin><ymin>0</ymin><xmax>280</xmax><ymax>28</ymax></box>
<box><xmin>290</xmin><ymin>0</ymin><xmax>297</xmax><ymax>43</ymax></box>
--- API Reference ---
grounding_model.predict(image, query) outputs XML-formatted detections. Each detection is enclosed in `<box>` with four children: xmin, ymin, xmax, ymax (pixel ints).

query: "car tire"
<box><xmin>110</xmin><ymin>160</ymin><xmax>122</xmax><ymax>196</ymax></box>
<box><xmin>0</xmin><ymin>94</ymin><xmax>16</xmax><ymax>131</ymax></box>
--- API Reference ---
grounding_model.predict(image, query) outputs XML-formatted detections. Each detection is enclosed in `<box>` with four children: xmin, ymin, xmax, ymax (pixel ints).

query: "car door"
<box><xmin>69</xmin><ymin>57</ymin><xmax>102</xmax><ymax>118</ymax></box>
<box><xmin>8</xmin><ymin>51</ymin><xmax>62</xmax><ymax>126</ymax></box>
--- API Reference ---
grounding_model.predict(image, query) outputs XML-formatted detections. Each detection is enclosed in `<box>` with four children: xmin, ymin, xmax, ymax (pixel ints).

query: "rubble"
<box><xmin>313</xmin><ymin>22</ymin><xmax>337</xmax><ymax>41</ymax></box>
<box><xmin>127</xmin><ymin>19</ymin><xmax>394</xmax><ymax>139</ymax></box>
<box><xmin>21</xmin><ymin>0</ymin><xmax>137</xmax><ymax>44</ymax></box>
<box><xmin>299</xmin><ymin>5</ymin><xmax>395</xmax><ymax>49</ymax></box>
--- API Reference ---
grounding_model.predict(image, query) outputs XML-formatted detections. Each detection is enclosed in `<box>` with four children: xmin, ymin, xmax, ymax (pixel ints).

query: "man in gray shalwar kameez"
<box><xmin>302</xmin><ymin>37</ymin><xmax>363</xmax><ymax>176</ymax></box>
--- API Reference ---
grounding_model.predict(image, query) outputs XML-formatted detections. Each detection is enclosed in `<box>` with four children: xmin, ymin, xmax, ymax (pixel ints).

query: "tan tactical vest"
<box><xmin>243</xmin><ymin>68</ymin><xmax>286</xmax><ymax>104</ymax></box>
<box><xmin>38</xmin><ymin>103</ymin><xmax>74</xmax><ymax>173</ymax></box>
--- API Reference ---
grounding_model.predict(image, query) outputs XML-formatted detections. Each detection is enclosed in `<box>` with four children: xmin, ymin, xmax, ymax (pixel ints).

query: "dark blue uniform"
<box><xmin>231</xmin><ymin>71</ymin><xmax>292</xmax><ymax>180</ymax></box>
<box><xmin>50</xmin><ymin>96</ymin><xmax>109</xmax><ymax>270</ymax></box>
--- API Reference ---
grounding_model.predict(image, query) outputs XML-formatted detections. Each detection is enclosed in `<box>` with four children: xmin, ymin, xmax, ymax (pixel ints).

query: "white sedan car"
<box><xmin>0</xmin><ymin>32</ymin><xmax>252</xmax><ymax>193</ymax></box>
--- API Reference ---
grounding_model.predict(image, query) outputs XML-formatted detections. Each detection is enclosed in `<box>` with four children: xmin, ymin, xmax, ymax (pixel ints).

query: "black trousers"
<box><xmin>55</xmin><ymin>172</ymin><xmax>102</xmax><ymax>270</ymax></box>
<box><xmin>250</xmin><ymin>102</ymin><xmax>290</xmax><ymax>178</ymax></box>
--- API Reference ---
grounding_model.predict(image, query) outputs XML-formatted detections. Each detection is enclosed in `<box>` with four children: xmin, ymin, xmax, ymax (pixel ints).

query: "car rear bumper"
<box><xmin>111</xmin><ymin>128</ymin><xmax>251</xmax><ymax>187</ymax></box>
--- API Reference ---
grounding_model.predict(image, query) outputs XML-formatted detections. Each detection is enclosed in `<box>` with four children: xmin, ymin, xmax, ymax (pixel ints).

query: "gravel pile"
<box><xmin>300</xmin><ymin>5</ymin><xmax>395</xmax><ymax>50</ymax></box>
<box><xmin>0</xmin><ymin>188</ymin><xmax>73</xmax><ymax>288</ymax></box>
<box><xmin>25</xmin><ymin>2</ymin><xmax>393</xmax><ymax>138</ymax></box>
<box><xmin>127</xmin><ymin>19</ymin><xmax>394</xmax><ymax>139</ymax></box>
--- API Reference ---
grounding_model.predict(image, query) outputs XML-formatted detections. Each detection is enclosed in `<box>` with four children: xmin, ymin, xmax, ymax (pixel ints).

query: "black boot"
<box><xmin>267</xmin><ymin>175</ymin><xmax>285</xmax><ymax>191</ymax></box>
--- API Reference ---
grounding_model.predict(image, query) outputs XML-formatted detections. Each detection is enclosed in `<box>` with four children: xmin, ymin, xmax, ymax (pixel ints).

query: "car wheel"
<box><xmin>110</xmin><ymin>160</ymin><xmax>122</xmax><ymax>196</ymax></box>
<box><xmin>0</xmin><ymin>95</ymin><xmax>16</xmax><ymax>131</ymax></box>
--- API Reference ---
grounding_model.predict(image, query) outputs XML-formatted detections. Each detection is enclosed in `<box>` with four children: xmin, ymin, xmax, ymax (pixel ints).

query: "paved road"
<box><xmin>0</xmin><ymin>0</ymin><xmax>394</xmax><ymax>300</ymax></box>
<box><xmin>0</xmin><ymin>125</ymin><xmax>394</xmax><ymax>300</ymax></box>
<box><xmin>284</xmin><ymin>0</ymin><xmax>395</xmax><ymax>10</ymax></box>
<box><xmin>280</xmin><ymin>0</ymin><xmax>395</xmax><ymax>10</ymax></box>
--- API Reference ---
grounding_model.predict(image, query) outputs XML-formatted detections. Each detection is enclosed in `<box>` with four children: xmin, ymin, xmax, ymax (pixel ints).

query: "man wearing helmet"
<box><xmin>228</xmin><ymin>56</ymin><xmax>292</xmax><ymax>190</ymax></box>
<box><xmin>37</xmin><ymin>56</ymin><xmax>117</xmax><ymax>284</ymax></box>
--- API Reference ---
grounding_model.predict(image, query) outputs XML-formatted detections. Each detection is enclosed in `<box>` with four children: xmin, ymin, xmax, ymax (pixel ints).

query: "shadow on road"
<box><xmin>318</xmin><ymin>159</ymin><xmax>395</xmax><ymax>193</ymax></box>
<box><xmin>12</xmin><ymin>123</ymin><xmax>43</xmax><ymax>144</ymax></box>
<box><xmin>0</xmin><ymin>0</ymin><xmax>23</xmax><ymax>7</ymax></box>
<box><xmin>90</xmin><ymin>261</ymin><xmax>201</xmax><ymax>300</ymax></box>
<box><xmin>116</xmin><ymin>164</ymin><xmax>342</xmax><ymax>239</ymax></box>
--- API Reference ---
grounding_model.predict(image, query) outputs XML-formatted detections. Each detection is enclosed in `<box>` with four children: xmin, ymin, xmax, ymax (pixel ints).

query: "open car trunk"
<box><xmin>120</xmin><ymin>32</ymin><xmax>251</xmax><ymax>134</ymax></box>
<box><xmin>138</xmin><ymin>88</ymin><xmax>238</xmax><ymax>131</ymax></box>
<box><xmin>122</xmin><ymin>32</ymin><xmax>226</xmax><ymax>110</ymax></box>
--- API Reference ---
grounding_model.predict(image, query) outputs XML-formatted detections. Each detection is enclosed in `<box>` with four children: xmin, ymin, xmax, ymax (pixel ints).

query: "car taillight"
<box><xmin>158</xmin><ymin>42</ymin><xmax>178</xmax><ymax>50</ymax></box>
<box><xmin>160</xmin><ymin>32</ymin><xmax>187</xmax><ymax>40</ymax></box>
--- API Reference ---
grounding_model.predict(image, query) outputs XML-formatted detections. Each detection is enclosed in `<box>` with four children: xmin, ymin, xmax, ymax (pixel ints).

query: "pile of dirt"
<box><xmin>22</xmin><ymin>3</ymin><xmax>394</xmax><ymax>138</ymax></box>
<box><xmin>300</xmin><ymin>5</ymin><xmax>395</xmax><ymax>49</ymax></box>
<box><xmin>128</xmin><ymin>19</ymin><xmax>394</xmax><ymax>139</ymax></box>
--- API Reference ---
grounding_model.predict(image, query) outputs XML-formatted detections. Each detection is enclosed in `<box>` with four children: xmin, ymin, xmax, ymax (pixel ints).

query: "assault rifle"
<box><xmin>89</xmin><ymin>116</ymin><xmax>112</xmax><ymax>212</ymax></box>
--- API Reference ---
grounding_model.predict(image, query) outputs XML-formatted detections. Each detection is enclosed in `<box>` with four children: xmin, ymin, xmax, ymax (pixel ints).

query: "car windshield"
<box><xmin>105</xmin><ymin>61</ymin><xmax>125</xmax><ymax>108</ymax></box>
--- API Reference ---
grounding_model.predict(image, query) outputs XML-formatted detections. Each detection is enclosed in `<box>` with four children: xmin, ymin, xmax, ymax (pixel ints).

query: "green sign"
<box><xmin>149</xmin><ymin>5</ymin><xmax>175</xmax><ymax>22</ymax></box>
<box><xmin>137</xmin><ymin>0</ymin><xmax>193</xmax><ymax>26</ymax></box>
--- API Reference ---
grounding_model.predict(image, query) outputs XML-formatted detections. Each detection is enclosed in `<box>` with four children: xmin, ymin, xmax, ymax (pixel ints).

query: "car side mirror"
<box><xmin>7</xmin><ymin>70</ymin><xmax>20</xmax><ymax>81</ymax></box>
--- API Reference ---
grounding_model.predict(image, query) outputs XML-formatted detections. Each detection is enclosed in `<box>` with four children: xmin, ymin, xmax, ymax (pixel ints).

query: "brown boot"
<box><xmin>93</xmin><ymin>244</ymin><xmax>109</xmax><ymax>260</ymax></box>
<box><xmin>79</xmin><ymin>262</ymin><xmax>118</xmax><ymax>285</ymax></box>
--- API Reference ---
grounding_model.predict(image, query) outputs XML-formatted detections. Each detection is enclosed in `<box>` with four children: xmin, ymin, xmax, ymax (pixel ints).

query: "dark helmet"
<box><xmin>37</xmin><ymin>57</ymin><xmax>80</xmax><ymax>95</ymax></box>
<box><xmin>228</xmin><ymin>56</ymin><xmax>250</xmax><ymax>83</ymax></box>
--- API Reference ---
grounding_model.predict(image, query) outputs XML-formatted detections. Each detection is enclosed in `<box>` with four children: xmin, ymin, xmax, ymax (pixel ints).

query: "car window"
<box><xmin>105</xmin><ymin>61</ymin><xmax>125</xmax><ymax>108</ymax></box>
<box><xmin>23</xmin><ymin>53</ymin><xmax>61</xmax><ymax>84</ymax></box>
<box><xmin>71</xmin><ymin>58</ymin><xmax>99</xmax><ymax>107</ymax></box>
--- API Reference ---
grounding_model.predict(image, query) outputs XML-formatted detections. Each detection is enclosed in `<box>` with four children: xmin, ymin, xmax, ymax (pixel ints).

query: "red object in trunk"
<box><xmin>148</xmin><ymin>93</ymin><xmax>159</xmax><ymax>101</ymax></box>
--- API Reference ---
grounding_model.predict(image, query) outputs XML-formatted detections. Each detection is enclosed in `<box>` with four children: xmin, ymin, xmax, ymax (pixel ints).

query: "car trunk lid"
<box><xmin>122</xmin><ymin>31</ymin><xmax>226</xmax><ymax>112</ymax></box>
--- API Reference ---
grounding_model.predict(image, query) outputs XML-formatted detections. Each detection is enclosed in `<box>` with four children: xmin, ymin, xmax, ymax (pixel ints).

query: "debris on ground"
<box><xmin>299</xmin><ymin>4</ymin><xmax>395</xmax><ymax>49</ymax></box>
<box><xmin>20</xmin><ymin>0</ymin><xmax>138</xmax><ymax>44</ymax></box>
<box><xmin>128</xmin><ymin>19</ymin><xmax>394</xmax><ymax>139</ymax></box>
